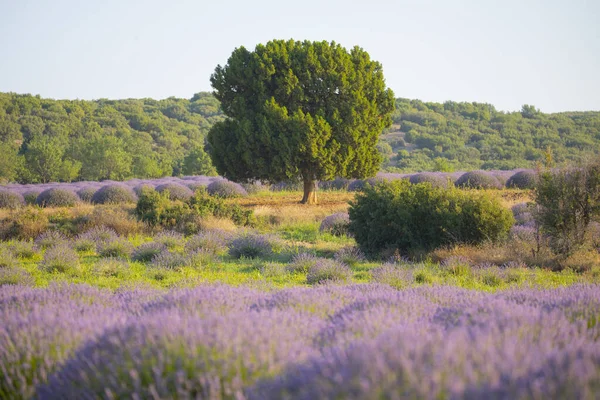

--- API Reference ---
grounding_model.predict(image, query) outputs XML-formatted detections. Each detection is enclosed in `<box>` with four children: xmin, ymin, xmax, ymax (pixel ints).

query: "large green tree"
<box><xmin>207</xmin><ymin>39</ymin><xmax>395</xmax><ymax>204</ymax></box>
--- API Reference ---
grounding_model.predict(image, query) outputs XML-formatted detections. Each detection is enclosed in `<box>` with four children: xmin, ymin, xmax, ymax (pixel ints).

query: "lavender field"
<box><xmin>1</xmin><ymin>283</ymin><xmax>598</xmax><ymax>399</ymax></box>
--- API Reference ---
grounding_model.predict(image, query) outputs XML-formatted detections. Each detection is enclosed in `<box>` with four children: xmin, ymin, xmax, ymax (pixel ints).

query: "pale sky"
<box><xmin>0</xmin><ymin>0</ymin><xmax>598</xmax><ymax>113</ymax></box>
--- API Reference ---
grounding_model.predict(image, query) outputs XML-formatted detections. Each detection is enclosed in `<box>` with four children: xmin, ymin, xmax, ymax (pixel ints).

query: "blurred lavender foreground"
<box><xmin>0</xmin><ymin>284</ymin><xmax>598</xmax><ymax>399</ymax></box>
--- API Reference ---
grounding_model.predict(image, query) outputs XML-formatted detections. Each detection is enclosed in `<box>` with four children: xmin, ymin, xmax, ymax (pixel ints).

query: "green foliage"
<box><xmin>182</xmin><ymin>146</ymin><xmax>217</xmax><ymax>176</ymax></box>
<box><xmin>381</xmin><ymin>99</ymin><xmax>600</xmax><ymax>173</ymax></box>
<box><xmin>135</xmin><ymin>187</ymin><xmax>254</xmax><ymax>229</ymax></box>
<box><xmin>534</xmin><ymin>161</ymin><xmax>600</xmax><ymax>256</ymax></box>
<box><xmin>0</xmin><ymin>92</ymin><xmax>222</xmax><ymax>183</ymax></box>
<box><xmin>348</xmin><ymin>181</ymin><xmax>514</xmax><ymax>257</ymax></box>
<box><xmin>208</xmin><ymin>39</ymin><xmax>395</xmax><ymax>202</ymax></box>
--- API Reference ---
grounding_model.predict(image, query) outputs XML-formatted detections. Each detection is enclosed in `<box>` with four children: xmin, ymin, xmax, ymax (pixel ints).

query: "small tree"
<box><xmin>208</xmin><ymin>39</ymin><xmax>395</xmax><ymax>204</ymax></box>
<box><xmin>534</xmin><ymin>161</ymin><xmax>600</xmax><ymax>256</ymax></box>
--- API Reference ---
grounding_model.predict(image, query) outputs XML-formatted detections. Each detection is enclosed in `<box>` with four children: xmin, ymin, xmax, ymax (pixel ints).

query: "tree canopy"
<box><xmin>207</xmin><ymin>39</ymin><xmax>395</xmax><ymax>203</ymax></box>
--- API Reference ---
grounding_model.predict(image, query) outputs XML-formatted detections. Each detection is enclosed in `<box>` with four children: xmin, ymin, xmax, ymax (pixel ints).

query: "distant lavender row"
<box><xmin>1</xmin><ymin>283</ymin><xmax>598</xmax><ymax>399</ymax></box>
<box><xmin>0</xmin><ymin>169</ymin><xmax>536</xmax><ymax>196</ymax></box>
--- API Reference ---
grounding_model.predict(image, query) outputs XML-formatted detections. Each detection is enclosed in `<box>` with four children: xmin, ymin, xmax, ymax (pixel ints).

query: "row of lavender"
<box><xmin>0</xmin><ymin>169</ymin><xmax>538</xmax><ymax>207</ymax></box>
<box><xmin>1</xmin><ymin>283</ymin><xmax>598</xmax><ymax>399</ymax></box>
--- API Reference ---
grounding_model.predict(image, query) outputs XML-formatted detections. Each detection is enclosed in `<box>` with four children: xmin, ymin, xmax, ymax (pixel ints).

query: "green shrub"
<box><xmin>534</xmin><ymin>162</ymin><xmax>600</xmax><ymax>256</ymax></box>
<box><xmin>135</xmin><ymin>187</ymin><xmax>254</xmax><ymax>229</ymax></box>
<box><xmin>348</xmin><ymin>180</ymin><xmax>514</xmax><ymax>257</ymax></box>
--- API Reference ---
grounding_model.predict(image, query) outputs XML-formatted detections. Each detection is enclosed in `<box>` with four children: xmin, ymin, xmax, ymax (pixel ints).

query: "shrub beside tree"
<box><xmin>348</xmin><ymin>180</ymin><xmax>514</xmax><ymax>257</ymax></box>
<box><xmin>534</xmin><ymin>161</ymin><xmax>600</xmax><ymax>256</ymax></box>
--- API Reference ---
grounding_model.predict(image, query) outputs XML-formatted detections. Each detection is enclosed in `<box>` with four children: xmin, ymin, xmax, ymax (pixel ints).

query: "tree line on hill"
<box><xmin>381</xmin><ymin>99</ymin><xmax>600</xmax><ymax>172</ymax></box>
<box><xmin>0</xmin><ymin>91</ymin><xmax>599</xmax><ymax>184</ymax></box>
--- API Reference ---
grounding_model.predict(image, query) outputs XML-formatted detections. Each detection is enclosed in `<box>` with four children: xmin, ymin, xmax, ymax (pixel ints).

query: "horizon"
<box><xmin>1</xmin><ymin>0</ymin><xmax>599</xmax><ymax>113</ymax></box>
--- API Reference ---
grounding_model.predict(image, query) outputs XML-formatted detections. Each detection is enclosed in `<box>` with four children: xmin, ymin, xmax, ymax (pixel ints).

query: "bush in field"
<box><xmin>97</xmin><ymin>238</ymin><xmax>134</xmax><ymax>259</ymax></box>
<box><xmin>0</xmin><ymin>267</ymin><xmax>35</xmax><ymax>286</ymax></box>
<box><xmin>23</xmin><ymin>190</ymin><xmax>42</xmax><ymax>205</ymax></box>
<box><xmin>333</xmin><ymin>246</ymin><xmax>365</xmax><ymax>266</ymax></box>
<box><xmin>132</xmin><ymin>242</ymin><xmax>167</xmax><ymax>262</ymax></box>
<box><xmin>1</xmin><ymin>208</ymin><xmax>49</xmax><ymax>240</ymax></box>
<box><xmin>150</xmin><ymin>250</ymin><xmax>188</xmax><ymax>270</ymax></box>
<box><xmin>73</xmin><ymin>227</ymin><xmax>119</xmax><ymax>253</ymax></box>
<box><xmin>506</xmin><ymin>170</ymin><xmax>538</xmax><ymax>189</ymax></box>
<box><xmin>156</xmin><ymin>183</ymin><xmax>194</xmax><ymax>201</ymax></box>
<box><xmin>228</xmin><ymin>231</ymin><xmax>282</xmax><ymax>259</ymax></box>
<box><xmin>185</xmin><ymin>230</ymin><xmax>231</xmax><ymax>256</ymax></box>
<box><xmin>260</xmin><ymin>262</ymin><xmax>287</xmax><ymax>278</ymax></box>
<box><xmin>36</xmin><ymin>188</ymin><xmax>79</xmax><ymax>207</ymax></box>
<box><xmin>39</xmin><ymin>245</ymin><xmax>80</xmax><ymax>274</ymax></box>
<box><xmin>91</xmin><ymin>258</ymin><xmax>130</xmax><ymax>278</ymax></box>
<box><xmin>319</xmin><ymin>213</ymin><xmax>350</xmax><ymax>236</ymax></box>
<box><xmin>454</xmin><ymin>171</ymin><xmax>502</xmax><ymax>189</ymax></box>
<box><xmin>306</xmin><ymin>259</ymin><xmax>352</xmax><ymax>284</ymax></box>
<box><xmin>77</xmin><ymin>187</ymin><xmax>98</xmax><ymax>202</ymax></box>
<box><xmin>349</xmin><ymin>180</ymin><xmax>514</xmax><ymax>257</ymax></box>
<box><xmin>534</xmin><ymin>162</ymin><xmax>600</xmax><ymax>256</ymax></box>
<box><xmin>7</xmin><ymin>241</ymin><xmax>37</xmax><ymax>259</ymax></box>
<box><xmin>154</xmin><ymin>231</ymin><xmax>184</xmax><ymax>249</ymax></box>
<box><xmin>136</xmin><ymin>187</ymin><xmax>254</xmax><ymax>229</ymax></box>
<box><xmin>0</xmin><ymin>249</ymin><xmax>19</xmax><ymax>269</ymax></box>
<box><xmin>207</xmin><ymin>179</ymin><xmax>248</xmax><ymax>198</ymax></box>
<box><xmin>85</xmin><ymin>207</ymin><xmax>144</xmax><ymax>237</ymax></box>
<box><xmin>0</xmin><ymin>190</ymin><xmax>24</xmax><ymax>209</ymax></box>
<box><xmin>319</xmin><ymin>178</ymin><xmax>351</xmax><ymax>191</ymax></box>
<box><xmin>91</xmin><ymin>184</ymin><xmax>138</xmax><ymax>204</ymax></box>
<box><xmin>371</xmin><ymin>263</ymin><xmax>413</xmax><ymax>288</ymax></box>
<box><xmin>409</xmin><ymin>173</ymin><xmax>449</xmax><ymax>188</ymax></box>
<box><xmin>286</xmin><ymin>253</ymin><xmax>320</xmax><ymax>273</ymax></box>
<box><xmin>347</xmin><ymin>177</ymin><xmax>385</xmax><ymax>192</ymax></box>
<box><xmin>35</xmin><ymin>230</ymin><xmax>68</xmax><ymax>249</ymax></box>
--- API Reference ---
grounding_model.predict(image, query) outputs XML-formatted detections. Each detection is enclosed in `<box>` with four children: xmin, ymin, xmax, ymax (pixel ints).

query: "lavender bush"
<box><xmin>206</xmin><ymin>179</ymin><xmax>248</xmax><ymax>198</ymax></box>
<box><xmin>155</xmin><ymin>183</ymin><xmax>194</xmax><ymax>201</ymax></box>
<box><xmin>97</xmin><ymin>238</ymin><xmax>134</xmax><ymax>259</ymax></box>
<box><xmin>185</xmin><ymin>230</ymin><xmax>231</xmax><ymax>256</ymax></box>
<box><xmin>23</xmin><ymin>189</ymin><xmax>42</xmax><ymax>205</ymax></box>
<box><xmin>38</xmin><ymin>245</ymin><xmax>80</xmax><ymax>274</ymax></box>
<box><xmin>455</xmin><ymin>171</ymin><xmax>503</xmax><ymax>189</ymax></box>
<box><xmin>0</xmin><ymin>190</ymin><xmax>25</xmax><ymax>209</ymax></box>
<box><xmin>0</xmin><ymin>284</ymin><xmax>596</xmax><ymax>398</ymax></box>
<box><xmin>76</xmin><ymin>186</ymin><xmax>98</xmax><ymax>202</ymax></box>
<box><xmin>409</xmin><ymin>172</ymin><xmax>449</xmax><ymax>188</ymax></box>
<box><xmin>35</xmin><ymin>188</ymin><xmax>80</xmax><ymax>207</ymax></box>
<box><xmin>154</xmin><ymin>230</ymin><xmax>185</xmax><ymax>249</ymax></box>
<box><xmin>306</xmin><ymin>259</ymin><xmax>352</xmax><ymax>284</ymax></box>
<box><xmin>35</xmin><ymin>231</ymin><xmax>68</xmax><ymax>250</ymax></box>
<box><xmin>91</xmin><ymin>184</ymin><xmax>138</xmax><ymax>204</ymax></box>
<box><xmin>287</xmin><ymin>253</ymin><xmax>320</xmax><ymax>273</ymax></box>
<box><xmin>506</xmin><ymin>170</ymin><xmax>538</xmax><ymax>189</ymax></box>
<box><xmin>0</xmin><ymin>267</ymin><xmax>35</xmax><ymax>286</ymax></box>
<box><xmin>132</xmin><ymin>242</ymin><xmax>167</xmax><ymax>262</ymax></box>
<box><xmin>228</xmin><ymin>231</ymin><xmax>282</xmax><ymax>259</ymax></box>
<box><xmin>319</xmin><ymin>212</ymin><xmax>350</xmax><ymax>236</ymax></box>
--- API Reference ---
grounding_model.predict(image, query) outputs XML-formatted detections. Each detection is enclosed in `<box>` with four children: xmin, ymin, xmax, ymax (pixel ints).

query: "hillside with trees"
<box><xmin>1</xmin><ymin>92</ymin><xmax>599</xmax><ymax>184</ymax></box>
<box><xmin>0</xmin><ymin>92</ymin><xmax>223</xmax><ymax>183</ymax></box>
<box><xmin>381</xmin><ymin>99</ymin><xmax>600</xmax><ymax>172</ymax></box>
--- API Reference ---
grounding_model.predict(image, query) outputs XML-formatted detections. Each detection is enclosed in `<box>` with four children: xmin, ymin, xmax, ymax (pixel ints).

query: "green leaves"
<box><xmin>208</xmin><ymin>39</ymin><xmax>395</xmax><ymax>188</ymax></box>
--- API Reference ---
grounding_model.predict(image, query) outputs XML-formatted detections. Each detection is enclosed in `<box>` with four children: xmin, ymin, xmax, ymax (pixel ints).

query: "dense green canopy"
<box><xmin>207</xmin><ymin>39</ymin><xmax>396</xmax><ymax>203</ymax></box>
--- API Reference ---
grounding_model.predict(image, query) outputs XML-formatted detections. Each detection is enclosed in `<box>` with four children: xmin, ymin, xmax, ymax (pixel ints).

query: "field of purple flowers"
<box><xmin>1</xmin><ymin>283</ymin><xmax>599</xmax><ymax>399</ymax></box>
<box><xmin>0</xmin><ymin>169</ymin><xmax>537</xmax><ymax>208</ymax></box>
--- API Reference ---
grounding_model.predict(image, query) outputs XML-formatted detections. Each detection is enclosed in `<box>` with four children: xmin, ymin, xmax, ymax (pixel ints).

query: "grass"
<box><xmin>0</xmin><ymin>189</ymin><xmax>597</xmax><ymax>291</ymax></box>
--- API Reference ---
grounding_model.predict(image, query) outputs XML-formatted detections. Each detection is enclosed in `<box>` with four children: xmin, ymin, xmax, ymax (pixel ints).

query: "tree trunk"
<box><xmin>300</xmin><ymin>179</ymin><xmax>318</xmax><ymax>204</ymax></box>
